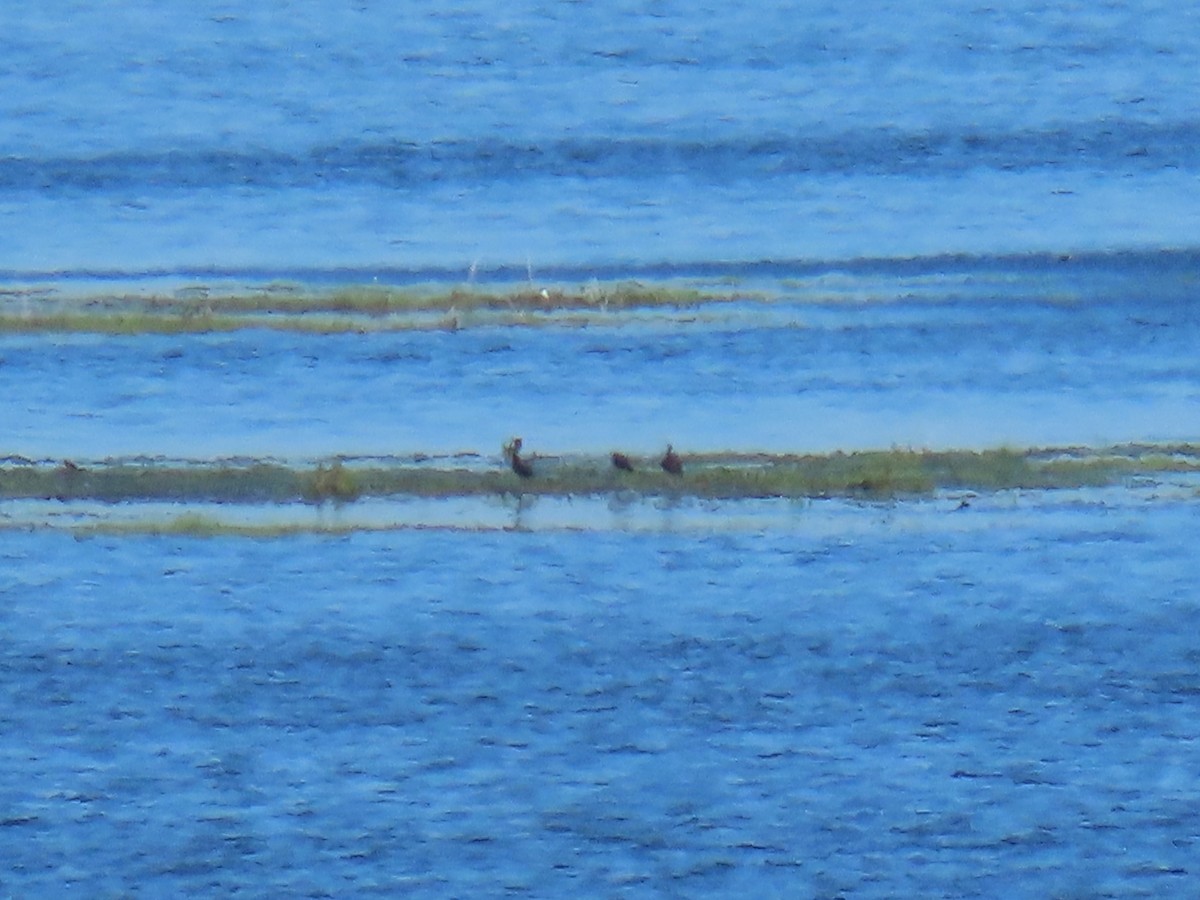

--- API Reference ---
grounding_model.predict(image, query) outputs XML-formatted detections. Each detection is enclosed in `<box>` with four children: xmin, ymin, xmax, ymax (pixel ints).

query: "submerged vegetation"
<box><xmin>0</xmin><ymin>282</ymin><xmax>723</xmax><ymax>334</ymax></box>
<box><xmin>3</xmin><ymin>445</ymin><xmax>1197</xmax><ymax>507</ymax></box>
<box><xmin>71</xmin><ymin>513</ymin><xmax>371</xmax><ymax>540</ymax></box>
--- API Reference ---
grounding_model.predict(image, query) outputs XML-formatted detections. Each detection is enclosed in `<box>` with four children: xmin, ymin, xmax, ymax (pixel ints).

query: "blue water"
<box><xmin>3</xmin><ymin>492</ymin><xmax>1199</xmax><ymax>896</ymax></box>
<box><xmin>3</xmin><ymin>2</ymin><xmax>1200</xmax><ymax>277</ymax></box>
<box><xmin>5</xmin><ymin>4</ymin><xmax>1200</xmax><ymax>896</ymax></box>
<box><xmin>4</xmin><ymin>269</ymin><xmax>1200</xmax><ymax>459</ymax></box>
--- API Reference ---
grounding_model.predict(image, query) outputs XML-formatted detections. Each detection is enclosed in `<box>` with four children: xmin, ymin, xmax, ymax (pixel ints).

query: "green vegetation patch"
<box><xmin>4</xmin><ymin>445</ymin><xmax>1196</xmax><ymax>505</ymax></box>
<box><xmin>71</xmin><ymin>512</ymin><xmax>370</xmax><ymax>540</ymax></box>
<box><xmin>0</xmin><ymin>282</ymin><xmax>726</xmax><ymax>334</ymax></box>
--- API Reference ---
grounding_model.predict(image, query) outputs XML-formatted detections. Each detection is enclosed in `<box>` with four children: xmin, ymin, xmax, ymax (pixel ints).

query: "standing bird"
<box><xmin>660</xmin><ymin>444</ymin><xmax>683</xmax><ymax>475</ymax></box>
<box><xmin>504</xmin><ymin>437</ymin><xmax>534</xmax><ymax>479</ymax></box>
<box><xmin>611</xmin><ymin>451</ymin><xmax>634</xmax><ymax>472</ymax></box>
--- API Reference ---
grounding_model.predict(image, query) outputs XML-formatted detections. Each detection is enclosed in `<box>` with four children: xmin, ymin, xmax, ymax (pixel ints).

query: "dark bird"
<box><xmin>660</xmin><ymin>444</ymin><xmax>683</xmax><ymax>475</ymax></box>
<box><xmin>505</xmin><ymin>437</ymin><xmax>534</xmax><ymax>478</ymax></box>
<box><xmin>55</xmin><ymin>459</ymin><xmax>84</xmax><ymax>502</ymax></box>
<box><xmin>611</xmin><ymin>451</ymin><xmax>634</xmax><ymax>472</ymax></box>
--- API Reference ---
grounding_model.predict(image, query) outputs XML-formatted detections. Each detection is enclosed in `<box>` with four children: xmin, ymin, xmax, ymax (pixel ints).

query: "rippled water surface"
<box><xmin>5</xmin><ymin>261</ymin><xmax>1200</xmax><ymax>460</ymax></box>
<box><xmin>4</xmin><ymin>1</ymin><xmax>1200</xmax><ymax>274</ymax></box>
<box><xmin>4</xmin><ymin>3</ymin><xmax>1200</xmax><ymax>896</ymax></box>
<box><xmin>3</xmin><ymin>490</ymin><xmax>1199</xmax><ymax>896</ymax></box>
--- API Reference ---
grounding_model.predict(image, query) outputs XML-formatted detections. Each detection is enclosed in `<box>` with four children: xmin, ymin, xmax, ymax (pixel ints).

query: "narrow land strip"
<box><xmin>0</xmin><ymin>284</ymin><xmax>724</xmax><ymax>334</ymax></box>
<box><xmin>4</xmin><ymin>445</ymin><xmax>1198</xmax><ymax>504</ymax></box>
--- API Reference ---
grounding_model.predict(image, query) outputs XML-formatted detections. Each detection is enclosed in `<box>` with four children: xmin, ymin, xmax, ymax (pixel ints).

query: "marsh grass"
<box><xmin>69</xmin><ymin>512</ymin><xmax>225</xmax><ymax>538</ymax></box>
<box><xmin>304</xmin><ymin>460</ymin><xmax>362</xmax><ymax>502</ymax></box>
<box><xmin>154</xmin><ymin>512</ymin><xmax>227</xmax><ymax>537</ymax></box>
<box><xmin>0</xmin><ymin>282</ymin><xmax>726</xmax><ymax>334</ymax></box>
<box><xmin>0</xmin><ymin>312</ymin><xmax>244</xmax><ymax>335</ymax></box>
<box><xmin>6</xmin><ymin>445</ymin><xmax>1195</xmax><ymax>505</ymax></box>
<box><xmin>72</xmin><ymin>513</ymin><xmax>371</xmax><ymax>539</ymax></box>
<box><xmin>2</xmin><ymin>461</ymin><xmax>304</xmax><ymax>503</ymax></box>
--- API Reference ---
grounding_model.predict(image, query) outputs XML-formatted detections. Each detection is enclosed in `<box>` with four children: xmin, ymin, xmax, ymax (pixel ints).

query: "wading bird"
<box><xmin>660</xmin><ymin>444</ymin><xmax>683</xmax><ymax>475</ymax></box>
<box><xmin>504</xmin><ymin>437</ymin><xmax>534</xmax><ymax>478</ymax></box>
<box><xmin>611</xmin><ymin>451</ymin><xmax>634</xmax><ymax>472</ymax></box>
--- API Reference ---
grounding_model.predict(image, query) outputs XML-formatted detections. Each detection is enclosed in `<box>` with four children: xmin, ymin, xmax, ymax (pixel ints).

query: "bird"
<box><xmin>505</xmin><ymin>437</ymin><xmax>534</xmax><ymax>478</ymax></box>
<box><xmin>611</xmin><ymin>451</ymin><xmax>634</xmax><ymax>472</ymax></box>
<box><xmin>660</xmin><ymin>444</ymin><xmax>683</xmax><ymax>475</ymax></box>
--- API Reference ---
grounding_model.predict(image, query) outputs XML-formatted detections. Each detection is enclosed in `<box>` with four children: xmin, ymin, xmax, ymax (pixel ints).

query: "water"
<box><xmin>3</xmin><ymin>490</ymin><xmax>1199</xmax><ymax>896</ymax></box>
<box><xmin>4</xmin><ymin>266</ymin><xmax>1200</xmax><ymax>459</ymax></box>
<box><xmin>3</xmin><ymin>2</ymin><xmax>1200</xmax><ymax>277</ymax></box>
<box><xmin>5</xmin><ymin>3</ymin><xmax>1200</xmax><ymax>896</ymax></box>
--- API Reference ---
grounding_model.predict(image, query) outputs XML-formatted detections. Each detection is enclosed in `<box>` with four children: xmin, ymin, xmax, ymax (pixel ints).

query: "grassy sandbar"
<box><xmin>4</xmin><ymin>445</ymin><xmax>1197</xmax><ymax>505</ymax></box>
<box><xmin>0</xmin><ymin>282</ymin><xmax>726</xmax><ymax>334</ymax></box>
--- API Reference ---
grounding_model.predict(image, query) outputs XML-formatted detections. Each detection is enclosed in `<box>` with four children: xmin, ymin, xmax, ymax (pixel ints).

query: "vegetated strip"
<box><xmin>3</xmin><ymin>445</ymin><xmax>1197</xmax><ymax>504</ymax></box>
<box><xmin>0</xmin><ymin>283</ymin><xmax>722</xmax><ymax>334</ymax></box>
<box><xmin>70</xmin><ymin>512</ymin><xmax>402</xmax><ymax>540</ymax></box>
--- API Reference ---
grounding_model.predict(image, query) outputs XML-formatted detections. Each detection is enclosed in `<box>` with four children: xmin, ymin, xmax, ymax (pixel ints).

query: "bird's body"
<box><xmin>611</xmin><ymin>452</ymin><xmax>634</xmax><ymax>472</ymax></box>
<box><xmin>660</xmin><ymin>444</ymin><xmax>683</xmax><ymax>475</ymax></box>
<box><xmin>505</xmin><ymin>437</ymin><xmax>534</xmax><ymax>478</ymax></box>
<box><xmin>511</xmin><ymin>453</ymin><xmax>534</xmax><ymax>479</ymax></box>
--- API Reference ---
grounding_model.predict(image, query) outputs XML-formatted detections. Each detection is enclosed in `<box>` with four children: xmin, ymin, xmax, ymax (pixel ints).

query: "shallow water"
<box><xmin>4</xmin><ymin>2</ymin><xmax>1200</xmax><ymax>275</ymax></box>
<box><xmin>4</xmin><ymin>263</ymin><xmax>1199</xmax><ymax>460</ymax></box>
<box><xmin>2</xmin><ymin>489</ymin><xmax>1199</xmax><ymax>896</ymax></box>
<box><xmin>5</xmin><ymin>4</ymin><xmax>1200</xmax><ymax>895</ymax></box>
